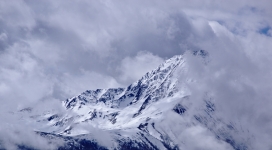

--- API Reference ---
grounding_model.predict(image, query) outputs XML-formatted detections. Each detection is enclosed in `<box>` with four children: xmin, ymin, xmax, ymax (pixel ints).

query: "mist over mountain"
<box><xmin>0</xmin><ymin>0</ymin><xmax>272</xmax><ymax>150</ymax></box>
<box><xmin>0</xmin><ymin>50</ymin><xmax>269</xmax><ymax>150</ymax></box>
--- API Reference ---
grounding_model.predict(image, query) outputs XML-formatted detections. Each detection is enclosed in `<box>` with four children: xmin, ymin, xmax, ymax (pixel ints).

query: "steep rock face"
<box><xmin>64</xmin><ymin>55</ymin><xmax>183</xmax><ymax>110</ymax></box>
<box><xmin>50</xmin><ymin>55</ymin><xmax>185</xmax><ymax>132</ymax></box>
<box><xmin>21</xmin><ymin>52</ymin><xmax>250</xmax><ymax>150</ymax></box>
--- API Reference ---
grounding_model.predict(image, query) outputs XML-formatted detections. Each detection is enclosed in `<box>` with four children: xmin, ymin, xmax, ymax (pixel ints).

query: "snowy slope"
<box><xmin>18</xmin><ymin>51</ymin><xmax>251</xmax><ymax>150</ymax></box>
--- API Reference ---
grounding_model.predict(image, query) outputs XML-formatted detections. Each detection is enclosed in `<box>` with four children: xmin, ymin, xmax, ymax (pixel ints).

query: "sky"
<box><xmin>0</xmin><ymin>0</ymin><xmax>272</xmax><ymax>149</ymax></box>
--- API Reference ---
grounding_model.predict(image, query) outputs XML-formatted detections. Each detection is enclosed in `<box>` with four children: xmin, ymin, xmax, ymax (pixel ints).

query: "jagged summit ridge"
<box><xmin>63</xmin><ymin>54</ymin><xmax>184</xmax><ymax>111</ymax></box>
<box><xmin>21</xmin><ymin>52</ymin><xmax>250</xmax><ymax>150</ymax></box>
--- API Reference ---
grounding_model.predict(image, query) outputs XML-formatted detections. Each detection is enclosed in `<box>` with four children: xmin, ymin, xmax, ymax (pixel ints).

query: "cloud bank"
<box><xmin>0</xmin><ymin>0</ymin><xmax>272</xmax><ymax>149</ymax></box>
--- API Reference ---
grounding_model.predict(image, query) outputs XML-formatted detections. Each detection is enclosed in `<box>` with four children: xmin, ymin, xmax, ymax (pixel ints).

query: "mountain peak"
<box><xmin>64</xmin><ymin>54</ymin><xmax>184</xmax><ymax>111</ymax></box>
<box><xmin>22</xmin><ymin>52</ymin><xmax>249</xmax><ymax>150</ymax></box>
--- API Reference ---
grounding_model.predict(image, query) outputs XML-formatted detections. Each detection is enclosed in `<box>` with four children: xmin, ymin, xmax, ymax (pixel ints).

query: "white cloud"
<box><xmin>180</xmin><ymin>125</ymin><xmax>234</xmax><ymax>150</ymax></box>
<box><xmin>175</xmin><ymin>21</ymin><xmax>272</xmax><ymax>149</ymax></box>
<box><xmin>118</xmin><ymin>51</ymin><xmax>164</xmax><ymax>84</ymax></box>
<box><xmin>0</xmin><ymin>0</ymin><xmax>271</xmax><ymax>149</ymax></box>
<box><xmin>60</xmin><ymin>69</ymin><xmax>123</xmax><ymax>97</ymax></box>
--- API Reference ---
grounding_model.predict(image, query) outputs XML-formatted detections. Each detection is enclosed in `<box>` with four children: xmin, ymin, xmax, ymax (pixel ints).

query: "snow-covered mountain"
<box><xmin>13</xmin><ymin>51</ymin><xmax>251</xmax><ymax>150</ymax></box>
